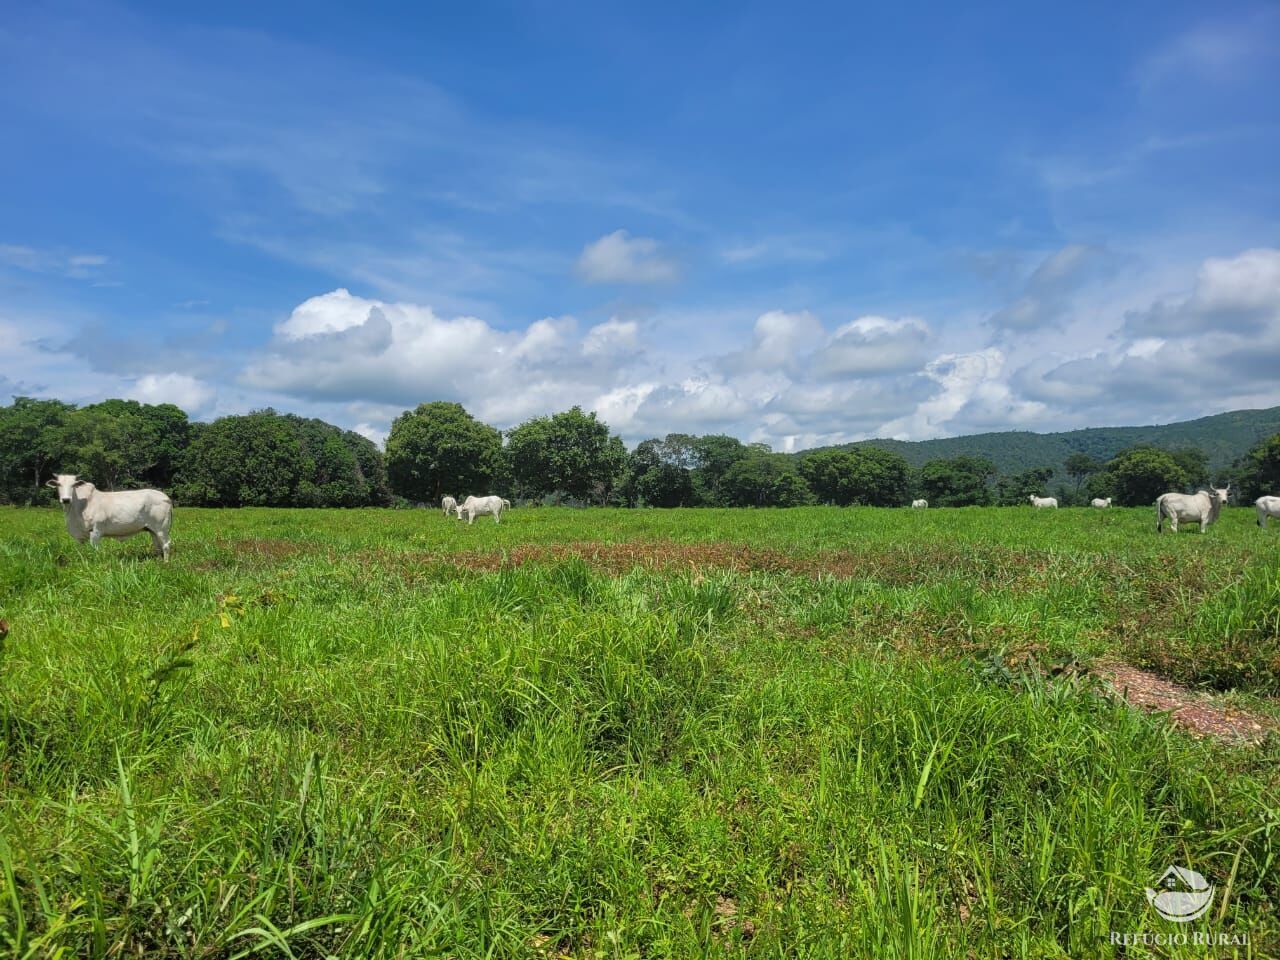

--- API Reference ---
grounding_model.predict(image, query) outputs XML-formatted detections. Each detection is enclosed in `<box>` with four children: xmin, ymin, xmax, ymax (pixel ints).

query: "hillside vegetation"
<box><xmin>824</xmin><ymin>405</ymin><xmax>1280</xmax><ymax>474</ymax></box>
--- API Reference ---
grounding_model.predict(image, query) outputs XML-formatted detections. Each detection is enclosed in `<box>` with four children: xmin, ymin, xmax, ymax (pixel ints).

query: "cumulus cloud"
<box><xmin>127</xmin><ymin>373</ymin><xmax>216</xmax><ymax>414</ymax></box>
<box><xmin>1011</xmin><ymin>247</ymin><xmax>1280</xmax><ymax>423</ymax></box>
<box><xmin>12</xmin><ymin>246</ymin><xmax>1278</xmax><ymax>453</ymax></box>
<box><xmin>1123</xmin><ymin>247</ymin><xmax>1280</xmax><ymax>337</ymax></box>
<box><xmin>575</xmin><ymin>230</ymin><xmax>679</xmax><ymax>284</ymax></box>
<box><xmin>241</xmin><ymin>288</ymin><xmax>651</xmax><ymax>428</ymax></box>
<box><xmin>582</xmin><ymin>318</ymin><xmax>640</xmax><ymax>358</ymax></box>
<box><xmin>814</xmin><ymin>316</ymin><xmax>931</xmax><ymax>378</ymax></box>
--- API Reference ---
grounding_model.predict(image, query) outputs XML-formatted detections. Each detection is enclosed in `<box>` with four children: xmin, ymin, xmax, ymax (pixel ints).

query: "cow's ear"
<box><xmin>73</xmin><ymin>479</ymin><xmax>89</xmax><ymax>487</ymax></box>
<box><xmin>45</xmin><ymin>478</ymin><xmax>58</xmax><ymax>487</ymax></box>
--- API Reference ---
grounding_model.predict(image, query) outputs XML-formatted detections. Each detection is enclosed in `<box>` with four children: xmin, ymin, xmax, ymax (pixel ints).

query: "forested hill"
<box><xmin>815</xmin><ymin>406</ymin><xmax>1280</xmax><ymax>475</ymax></box>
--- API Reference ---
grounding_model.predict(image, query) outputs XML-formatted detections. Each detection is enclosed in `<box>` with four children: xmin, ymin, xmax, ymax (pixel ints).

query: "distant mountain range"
<box><xmin>809</xmin><ymin>406</ymin><xmax>1280</xmax><ymax>475</ymax></box>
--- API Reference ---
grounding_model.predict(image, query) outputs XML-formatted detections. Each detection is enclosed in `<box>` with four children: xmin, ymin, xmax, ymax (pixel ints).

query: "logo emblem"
<box><xmin>1145</xmin><ymin>865</ymin><xmax>1214</xmax><ymax>923</ymax></box>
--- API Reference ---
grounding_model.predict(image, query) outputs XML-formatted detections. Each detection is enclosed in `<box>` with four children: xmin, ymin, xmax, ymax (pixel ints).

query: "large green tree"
<box><xmin>1103</xmin><ymin>447</ymin><xmax>1189</xmax><ymax>506</ymax></box>
<box><xmin>385</xmin><ymin>402</ymin><xmax>502</xmax><ymax>504</ymax></box>
<box><xmin>1230</xmin><ymin>433</ymin><xmax>1280</xmax><ymax>500</ymax></box>
<box><xmin>799</xmin><ymin>447</ymin><xmax>911</xmax><ymax>506</ymax></box>
<box><xmin>1064</xmin><ymin>452</ymin><xmax>1102</xmax><ymax>493</ymax></box>
<box><xmin>689</xmin><ymin>435</ymin><xmax>748</xmax><ymax>506</ymax></box>
<box><xmin>61</xmin><ymin>400</ymin><xmax>191</xmax><ymax>491</ymax></box>
<box><xmin>917</xmin><ymin>455</ymin><xmax>996</xmax><ymax>507</ymax></box>
<box><xmin>995</xmin><ymin>466</ymin><xmax>1056</xmax><ymax>506</ymax></box>
<box><xmin>627</xmin><ymin>434</ymin><xmax>698</xmax><ymax>507</ymax></box>
<box><xmin>721</xmin><ymin>454</ymin><xmax>814</xmax><ymax>507</ymax></box>
<box><xmin>504</xmin><ymin>406</ymin><xmax>625</xmax><ymax>503</ymax></box>
<box><xmin>175</xmin><ymin>411</ymin><xmax>312</xmax><ymax>506</ymax></box>
<box><xmin>0</xmin><ymin>397</ymin><xmax>73</xmax><ymax>504</ymax></box>
<box><xmin>1169</xmin><ymin>447</ymin><xmax>1210</xmax><ymax>490</ymax></box>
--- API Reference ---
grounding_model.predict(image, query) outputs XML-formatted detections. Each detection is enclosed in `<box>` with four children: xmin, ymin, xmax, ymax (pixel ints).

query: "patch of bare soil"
<box><xmin>1094</xmin><ymin>662</ymin><xmax>1275</xmax><ymax>744</ymax></box>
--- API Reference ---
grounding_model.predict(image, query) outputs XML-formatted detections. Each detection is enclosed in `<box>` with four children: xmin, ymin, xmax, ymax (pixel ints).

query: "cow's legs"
<box><xmin>148</xmin><ymin>528</ymin><xmax>171</xmax><ymax>560</ymax></box>
<box><xmin>1168</xmin><ymin>515</ymin><xmax>1178</xmax><ymax>533</ymax></box>
<box><xmin>89</xmin><ymin>527</ymin><xmax>103</xmax><ymax>549</ymax></box>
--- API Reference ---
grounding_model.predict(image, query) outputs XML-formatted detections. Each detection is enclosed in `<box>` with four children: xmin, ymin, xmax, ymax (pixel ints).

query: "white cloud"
<box><xmin>8</xmin><ymin>246</ymin><xmax>1278</xmax><ymax>454</ymax></box>
<box><xmin>814</xmin><ymin>316</ymin><xmax>931</xmax><ymax>378</ymax></box>
<box><xmin>127</xmin><ymin>373</ymin><xmax>216</xmax><ymax>414</ymax></box>
<box><xmin>1013</xmin><ymin>247</ymin><xmax>1280</xmax><ymax>424</ymax></box>
<box><xmin>582</xmin><ymin>318</ymin><xmax>640</xmax><ymax>358</ymax></box>
<box><xmin>575</xmin><ymin>230</ymin><xmax>679</xmax><ymax>284</ymax></box>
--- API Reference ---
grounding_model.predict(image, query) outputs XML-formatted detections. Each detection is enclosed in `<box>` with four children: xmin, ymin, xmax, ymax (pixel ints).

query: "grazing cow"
<box><xmin>1155</xmin><ymin>488</ymin><xmax>1226</xmax><ymax>534</ymax></box>
<box><xmin>1256</xmin><ymin>495</ymin><xmax>1280</xmax><ymax>528</ymax></box>
<box><xmin>911</xmin><ymin>499</ymin><xmax>928</xmax><ymax>509</ymax></box>
<box><xmin>47</xmin><ymin>473</ymin><xmax>173</xmax><ymax>560</ymax></box>
<box><xmin>441</xmin><ymin>495</ymin><xmax>458</xmax><ymax>517</ymax></box>
<box><xmin>1029</xmin><ymin>495</ymin><xmax>1058</xmax><ymax>509</ymax></box>
<box><xmin>1091</xmin><ymin>497</ymin><xmax>1112</xmax><ymax>508</ymax></box>
<box><xmin>457</xmin><ymin>494</ymin><xmax>505</xmax><ymax>524</ymax></box>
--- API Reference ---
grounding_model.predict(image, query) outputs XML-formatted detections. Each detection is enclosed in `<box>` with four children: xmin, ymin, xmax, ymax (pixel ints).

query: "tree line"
<box><xmin>2</xmin><ymin>396</ymin><xmax>1276</xmax><ymax>509</ymax></box>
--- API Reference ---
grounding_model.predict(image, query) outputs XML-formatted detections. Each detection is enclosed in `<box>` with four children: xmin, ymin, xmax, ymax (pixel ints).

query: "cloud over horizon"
<box><xmin>7</xmin><ymin>245</ymin><xmax>1276</xmax><ymax>453</ymax></box>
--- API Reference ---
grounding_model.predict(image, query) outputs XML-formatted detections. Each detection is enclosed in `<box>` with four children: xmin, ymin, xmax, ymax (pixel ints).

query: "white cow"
<box><xmin>1029</xmin><ymin>495</ymin><xmax>1058</xmax><ymax>509</ymax></box>
<box><xmin>501</xmin><ymin>498</ymin><xmax>512</xmax><ymax>510</ymax></box>
<box><xmin>1156</xmin><ymin>487</ymin><xmax>1228</xmax><ymax>534</ymax></box>
<box><xmin>1256</xmin><ymin>495</ymin><xmax>1280</xmax><ymax>528</ymax></box>
<box><xmin>47</xmin><ymin>473</ymin><xmax>173</xmax><ymax>560</ymax></box>
<box><xmin>1091</xmin><ymin>497</ymin><xmax>1112</xmax><ymax>508</ymax></box>
<box><xmin>457</xmin><ymin>494</ymin><xmax>505</xmax><ymax>524</ymax></box>
<box><xmin>911</xmin><ymin>499</ymin><xmax>928</xmax><ymax>509</ymax></box>
<box><xmin>441</xmin><ymin>495</ymin><xmax>458</xmax><ymax>517</ymax></box>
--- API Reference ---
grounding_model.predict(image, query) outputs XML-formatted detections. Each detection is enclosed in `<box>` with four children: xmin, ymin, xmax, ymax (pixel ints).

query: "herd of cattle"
<box><xmin>36</xmin><ymin>471</ymin><xmax>1280</xmax><ymax>562</ymax></box>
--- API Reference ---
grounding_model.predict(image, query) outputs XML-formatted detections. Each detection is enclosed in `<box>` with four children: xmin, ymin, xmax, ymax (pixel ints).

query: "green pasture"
<box><xmin>1</xmin><ymin>505</ymin><xmax>1276</xmax><ymax>957</ymax></box>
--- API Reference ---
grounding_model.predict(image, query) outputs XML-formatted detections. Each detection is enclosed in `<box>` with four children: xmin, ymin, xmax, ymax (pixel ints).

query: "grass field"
<box><xmin>1</xmin><ymin>504</ymin><xmax>1277</xmax><ymax>957</ymax></box>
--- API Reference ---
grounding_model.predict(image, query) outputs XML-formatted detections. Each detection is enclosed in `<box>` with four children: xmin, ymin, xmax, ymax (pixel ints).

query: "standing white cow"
<box><xmin>1091</xmin><ymin>497</ymin><xmax>1112</xmax><ymax>508</ymax></box>
<box><xmin>911</xmin><ymin>499</ymin><xmax>928</xmax><ymax>509</ymax></box>
<box><xmin>457</xmin><ymin>495</ymin><xmax>505</xmax><ymax>524</ymax></box>
<box><xmin>1029</xmin><ymin>495</ymin><xmax>1058</xmax><ymax>509</ymax></box>
<box><xmin>47</xmin><ymin>473</ymin><xmax>173</xmax><ymax>560</ymax></box>
<box><xmin>1256</xmin><ymin>495</ymin><xmax>1280</xmax><ymax>528</ymax></box>
<box><xmin>1156</xmin><ymin>487</ymin><xmax>1227</xmax><ymax>534</ymax></box>
<box><xmin>441</xmin><ymin>495</ymin><xmax>458</xmax><ymax>517</ymax></box>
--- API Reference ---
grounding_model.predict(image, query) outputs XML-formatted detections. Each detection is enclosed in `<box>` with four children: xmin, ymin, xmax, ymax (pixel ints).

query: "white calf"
<box><xmin>911</xmin><ymin>499</ymin><xmax>928</xmax><ymax>509</ymax></box>
<box><xmin>442</xmin><ymin>495</ymin><xmax>458</xmax><ymax>517</ymax></box>
<box><xmin>1256</xmin><ymin>495</ymin><xmax>1280</xmax><ymax>528</ymax></box>
<box><xmin>1091</xmin><ymin>498</ymin><xmax>1112</xmax><ymax>508</ymax></box>
<box><xmin>457</xmin><ymin>495</ymin><xmax>505</xmax><ymax>524</ymax></box>
<box><xmin>1156</xmin><ymin>488</ymin><xmax>1226</xmax><ymax>534</ymax></box>
<box><xmin>47</xmin><ymin>473</ymin><xmax>173</xmax><ymax>560</ymax></box>
<box><xmin>1029</xmin><ymin>495</ymin><xmax>1058</xmax><ymax>509</ymax></box>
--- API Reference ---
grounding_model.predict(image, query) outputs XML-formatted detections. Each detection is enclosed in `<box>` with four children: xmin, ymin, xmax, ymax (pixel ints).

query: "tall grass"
<box><xmin>1</xmin><ymin>505</ymin><xmax>1276</xmax><ymax>956</ymax></box>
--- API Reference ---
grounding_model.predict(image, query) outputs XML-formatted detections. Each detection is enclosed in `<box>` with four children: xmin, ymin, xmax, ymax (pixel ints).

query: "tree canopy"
<box><xmin>385</xmin><ymin>402</ymin><xmax>501</xmax><ymax>504</ymax></box>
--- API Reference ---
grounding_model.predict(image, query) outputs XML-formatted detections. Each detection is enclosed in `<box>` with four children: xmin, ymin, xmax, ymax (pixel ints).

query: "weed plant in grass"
<box><xmin>1</xmin><ymin>505</ymin><xmax>1277</xmax><ymax>957</ymax></box>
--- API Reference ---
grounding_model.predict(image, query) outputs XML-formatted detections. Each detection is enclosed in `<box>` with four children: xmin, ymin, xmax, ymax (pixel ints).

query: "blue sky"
<box><xmin>2</xmin><ymin>0</ymin><xmax>1278</xmax><ymax>448</ymax></box>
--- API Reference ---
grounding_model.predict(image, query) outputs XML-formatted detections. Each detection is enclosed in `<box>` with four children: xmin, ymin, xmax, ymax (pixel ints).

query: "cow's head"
<box><xmin>1214</xmin><ymin>484</ymin><xmax>1231</xmax><ymax>503</ymax></box>
<box><xmin>46</xmin><ymin>473</ymin><xmax>88</xmax><ymax>505</ymax></box>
